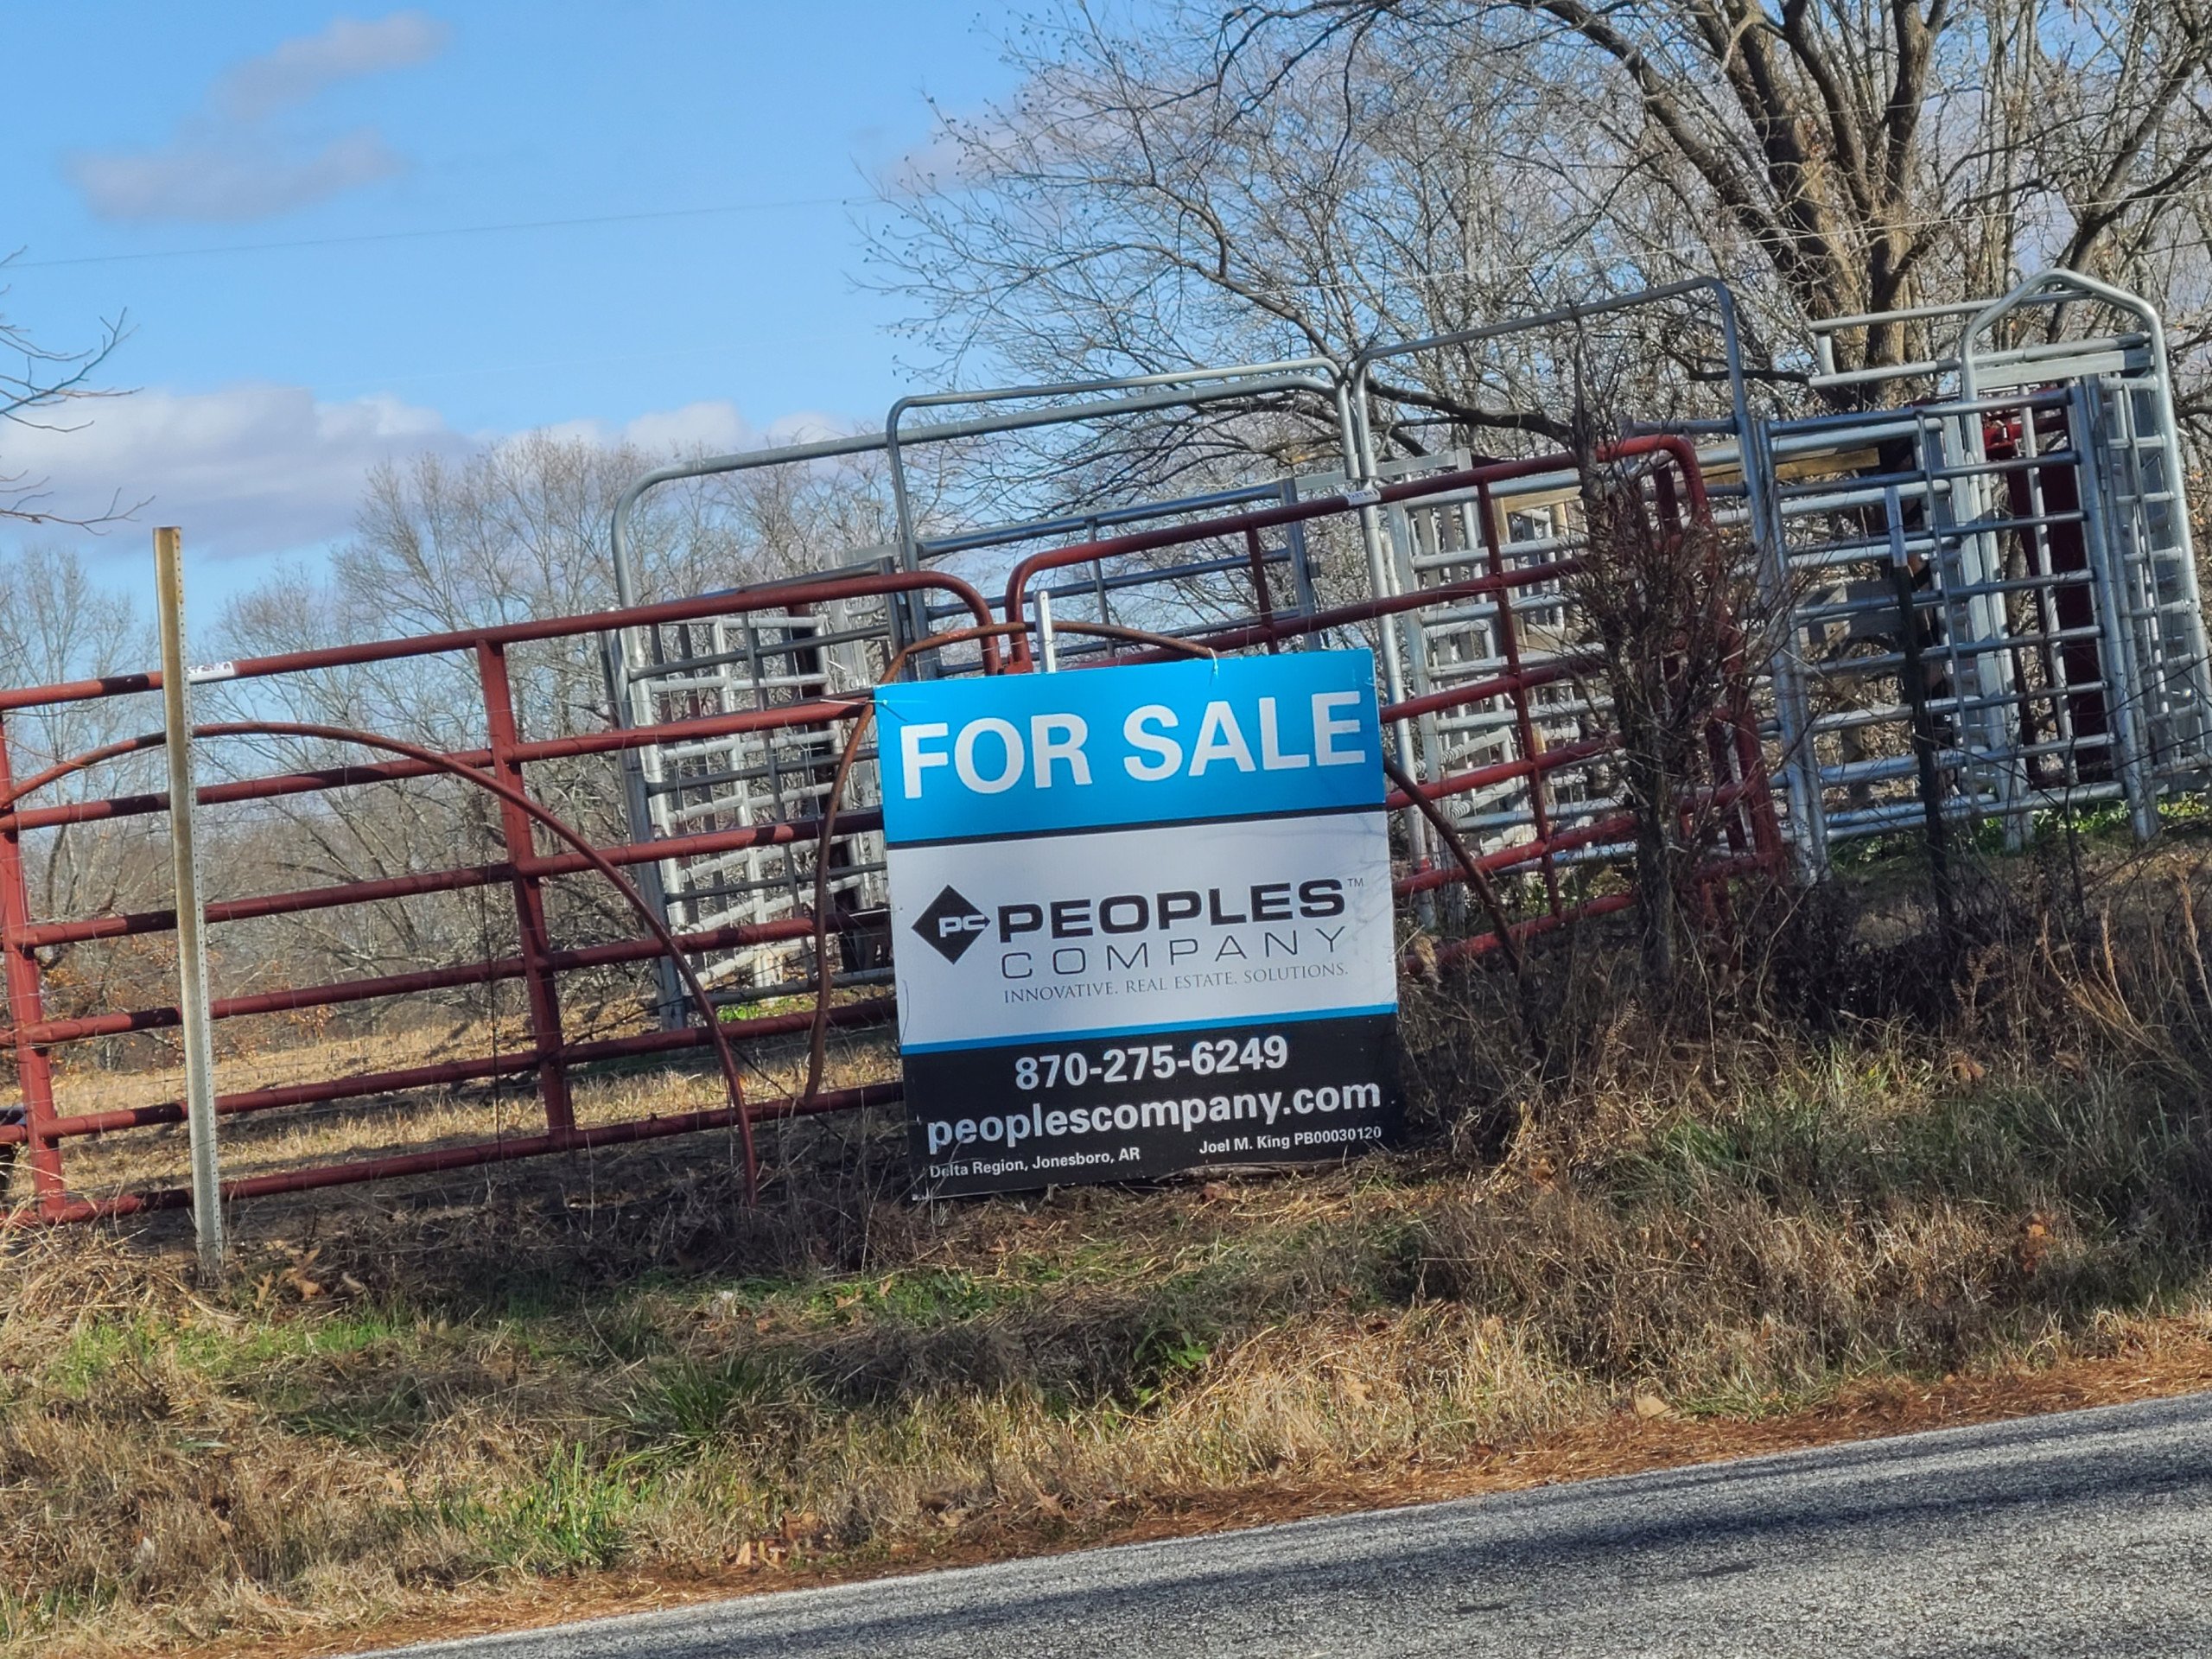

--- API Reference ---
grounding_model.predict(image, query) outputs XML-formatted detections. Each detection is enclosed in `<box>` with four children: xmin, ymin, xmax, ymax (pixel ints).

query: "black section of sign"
<box><xmin>912</xmin><ymin>885</ymin><xmax>989</xmax><ymax>963</ymax></box>
<box><xmin>904</xmin><ymin>1012</ymin><xmax>1401</xmax><ymax>1198</ymax></box>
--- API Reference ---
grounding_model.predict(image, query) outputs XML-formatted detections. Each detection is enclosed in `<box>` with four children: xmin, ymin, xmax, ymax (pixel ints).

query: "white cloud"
<box><xmin>880</xmin><ymin>125</ymin><xmax>976</xmax><ymax>199</ymax></box>
<box><xmin>756</xmin><ymin>410</ymin><xmax>858</xmax><ymax>448</ymax></box>
<box><xmin>0</xmin><ymin>386</ymin><xmax>845</xmax><ymax>562</ymax></box>
<box><xmin>68</xmin><ymin>129</ymin><xmax>404</xmax><ymax>225</ymax></box>
<box><xmin>64</xmin><ymin>10</ymin><xmax>448</xmax><ymax>224</ymax></box>
<box><xmin>1</xmin><ymin>383</ymin><xmax>472</xmax><ymax>558</ymax></box>
<box><xmin>876</xmin><ymin>102</ymin><xmax>1044</xmax><ymax>201</ymax></box>
<box><xmin>614</xmin><ymin>401</ymin><xmax>762</xmax><ymax>455</ymax></box>
<box><xmin>524</xmin><ymin>403</ymin><xmax>855</xmax><ymax>460</ymax></box>
<box><xmin>599</xmin><ymin>402</ymin><xmax>853</xmax><ymax>455</ymax></box>
<box><xmin>217</xmin><ymin>12</ymin><xmax>449</xmax><ymax>121</ymax></box>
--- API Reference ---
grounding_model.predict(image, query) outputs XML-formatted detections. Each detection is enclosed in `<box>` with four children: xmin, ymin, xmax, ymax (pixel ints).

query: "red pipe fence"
<box><xmin>0</xmin><ymin>442</ymin><xmax>1781</xmax><ymax>1227</ymax></box>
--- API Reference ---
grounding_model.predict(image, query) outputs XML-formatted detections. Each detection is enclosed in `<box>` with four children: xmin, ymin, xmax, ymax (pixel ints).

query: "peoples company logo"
<box><xmin>912</xmin><ymin>877</ymin><xmax>1351</xmax><ymax>970</ymax></box>
<box><xmin>913</xmin><ymin>885</ymin><xmax>990</xmax><ymax>963</ymax></box>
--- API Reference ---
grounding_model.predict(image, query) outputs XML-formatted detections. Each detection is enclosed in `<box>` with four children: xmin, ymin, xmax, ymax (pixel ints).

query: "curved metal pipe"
<box><xmin>1342</xmin><ymin>277</ymin><xmax>1757</xmax><ymax>688</ymax></box>
<box><xmin>1338</xmin><ymin>278</ymin><xmax>1799</xmax><ymax>879</ymax></box>
<box><xmin>999</xmin><ymin>436</ymin><xmax>1711</xmax><ymax>664</ymax></box>
<box><xmin>0</xmin><ymin>719</ymin><xmax>768</xmax><ymax>1200</ymax></box>
<box><xmin>883</xmin><ymin>359</ymin><xmax>1351</xmax><ymax>574</ymax></box>
<box><xmin>604</xmin><ymin>361</ymin><xmax>1352</xmax><ymax>609</ymax></box>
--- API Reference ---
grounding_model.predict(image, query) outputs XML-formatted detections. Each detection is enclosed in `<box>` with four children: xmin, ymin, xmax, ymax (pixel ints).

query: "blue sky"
<box><xmin>1</xmin><ymin>3</ymin><xmax>1029</xmax><ymax>604</ymax></box>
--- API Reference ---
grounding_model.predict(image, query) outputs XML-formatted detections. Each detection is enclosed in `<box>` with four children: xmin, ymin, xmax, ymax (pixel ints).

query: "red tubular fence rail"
<box><xmin>0</xmin><ymin>440</ymin><xmax>1782</xmax><ymax>1228</ymax></box>
<box><xmin>999</xmin><ymin>434</ymin><xmax>1779</xmax><ymax>931</ymax></box>
<box><xmin>0</xmin><ymin>570</ymin><xmax>1001</xmax><ymax>716</ymax></box>
<box><xmin>0</xmin><ymin>571</ymin><xmax>995</xmax><ymax>1226</ymax></box>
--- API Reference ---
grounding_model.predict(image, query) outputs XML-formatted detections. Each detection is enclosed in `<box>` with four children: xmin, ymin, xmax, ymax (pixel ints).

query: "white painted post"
<box><xmin>155</xmin><ymin>528</ymin><xmax>224</xmax><ymax>1275</ymax></box>
<box><xmin>1038</xmin><ymin>587</ymin><xmax>1059</xmax><ymax>671</ymax></box>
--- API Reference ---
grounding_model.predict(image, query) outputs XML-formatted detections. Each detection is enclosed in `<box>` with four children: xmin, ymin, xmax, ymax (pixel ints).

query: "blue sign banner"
<box><xmin>875</xmin><ymin>651</ymin><xmax>1383</xmax><ymax>846</ymax></box>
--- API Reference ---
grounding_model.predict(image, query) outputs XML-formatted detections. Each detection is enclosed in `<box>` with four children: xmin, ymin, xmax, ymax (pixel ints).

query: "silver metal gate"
<box><xmin>619</xmin><ymin>572</ymin><xmax>899</xmax><ymax>1009</ymax></box>
<box><xmin>1774</xmin><ymin>269</ymin><xmax>2212</xmax><ymax>871</ymax></box>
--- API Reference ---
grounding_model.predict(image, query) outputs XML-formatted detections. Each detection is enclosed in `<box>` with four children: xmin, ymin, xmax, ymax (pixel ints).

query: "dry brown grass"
<box><xmin>5</xmin><ymin>820</ymin><xmax>2212</xmax><ymax>1655</ymax></box>
<box><xmin>4</xmin><ymin>1007</ymin><xmax>898</xmax><ymax>1214</ymax></box>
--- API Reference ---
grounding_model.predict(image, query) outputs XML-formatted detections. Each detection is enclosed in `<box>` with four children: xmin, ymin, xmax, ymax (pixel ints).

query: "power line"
<box><xmin>9</xmin><ymin>196</ymin><xmax>871</xmax><ymax>270</ymax></box>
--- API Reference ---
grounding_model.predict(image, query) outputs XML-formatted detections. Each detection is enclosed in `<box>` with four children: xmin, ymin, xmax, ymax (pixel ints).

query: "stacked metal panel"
<box><xmin>617</xmin><ymin>583</ymin><xmax>896</xmax><ymax>1007</ymax></box>
<box><xmin>1325</xmin><ymin>453</ymin><xmax>1624</xmax><ymax>867</ymax></box>
<box><xmin>607</xmin><ymin>269</ymin><xmax>2212</xmax><ymax>975</ymax></box>
<box><xmin>1767</xmin><ymin>270</ymin><xmax>2212</xmax><ymax>871</ymax></box>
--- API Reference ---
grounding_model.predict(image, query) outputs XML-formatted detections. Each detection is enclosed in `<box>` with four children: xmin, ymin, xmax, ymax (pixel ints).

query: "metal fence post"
<box><xmin>155</xmin><ymin>527</ymin><xmax>226</xmax><ymax>1274</ymax></box>
<box><xmin>475</xmin><ymin>641</ymin><xmax>575</xmax><ymax>1138</ymax></box>
<box><xmin>0</xmin><ymin>718</ymin><xmax>68</xmax><ymax>1220</ymax></box>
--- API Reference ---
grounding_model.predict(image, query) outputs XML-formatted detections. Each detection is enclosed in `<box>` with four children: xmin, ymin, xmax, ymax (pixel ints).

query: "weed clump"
<box><xmin>6</xmin><ymin>830</ymin><xmax>2212</xmax><ymax>1653</ymax></box>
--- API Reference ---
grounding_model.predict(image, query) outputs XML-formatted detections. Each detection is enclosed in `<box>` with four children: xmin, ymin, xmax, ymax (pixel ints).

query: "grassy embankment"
<box><xmin>5</xmin><ymin>823</ymin><xmax>2212</xmax><ymax>1655</ymax></box>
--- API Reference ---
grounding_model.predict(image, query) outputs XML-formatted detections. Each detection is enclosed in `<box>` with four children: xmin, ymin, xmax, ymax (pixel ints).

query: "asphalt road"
<box><xmin>382</xmin><ymin>1390</ymin><xmax>2212</xmax><ymax>1658</ymax></box>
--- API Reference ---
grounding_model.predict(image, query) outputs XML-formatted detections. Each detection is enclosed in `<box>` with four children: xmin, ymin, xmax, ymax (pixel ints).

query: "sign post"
<box><xmin>155</xmin><ymin>527</ymin><xmax>226</xmax><ymax>1274</ymax></box>
<box><xmin>880</xmin><ymin>651</ymin><xmax>1402</xmax><ymax>1196</ymax></box>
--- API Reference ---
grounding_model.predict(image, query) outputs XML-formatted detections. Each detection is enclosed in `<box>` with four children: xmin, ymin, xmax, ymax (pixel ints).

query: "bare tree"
<box><xmin>1</xmin><ymin>264</ymin><xmax>136</xmax><ymax>528</ymax></box>
<box><xmin>207</xmin><ymin>429</ymin><xmax>902</xmax><ymax>988</ymax></box>
<box><xmin>1567</xmin><ymin>442</ymin><xmax>1780</xmax><ymax>984</ymax></box>
<box><xmin>0</xmin><ymin>546</ymin><xmax>166</xmax><ymax>1021</ymax></box>
<box><xmin>874</xmin><ymin>0</ymin><xmax>2212</xmax><ymax>453</ymax></box>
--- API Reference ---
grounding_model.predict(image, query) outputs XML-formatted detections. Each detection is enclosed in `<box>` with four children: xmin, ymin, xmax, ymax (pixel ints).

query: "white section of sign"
<box><xmin>889</xmin><ymin>811</ymin><xmax>1395</xmax><ymax>1052</ymax></box>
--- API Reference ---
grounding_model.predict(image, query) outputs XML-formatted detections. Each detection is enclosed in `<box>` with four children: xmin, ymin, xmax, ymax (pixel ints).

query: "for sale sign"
<box><xmin>877</xmin><ymin>650</ymin><xmax>1402</xmax><ymax>1196</ymax></box>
